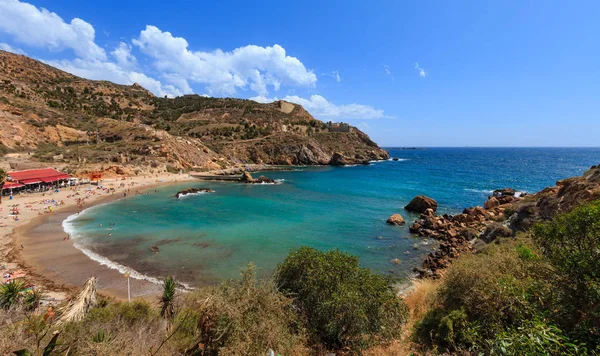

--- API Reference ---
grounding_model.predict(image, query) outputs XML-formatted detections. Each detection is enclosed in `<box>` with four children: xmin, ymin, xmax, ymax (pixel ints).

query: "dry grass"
<box><xmin>56</xmin><ymin>276</ymin><xmax>97</xmax><ymax>325</ymax></box>
<box><xmin>363</xmin><ymin>279</ymin><xmax>442</xmax><ymax>356</ymax></box>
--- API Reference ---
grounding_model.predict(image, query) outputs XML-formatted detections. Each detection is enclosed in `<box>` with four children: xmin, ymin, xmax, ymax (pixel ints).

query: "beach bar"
<box><xmin>3</xmin><ymin>168</ymin><xmax>70</xmax><ymax>195</ymax></box>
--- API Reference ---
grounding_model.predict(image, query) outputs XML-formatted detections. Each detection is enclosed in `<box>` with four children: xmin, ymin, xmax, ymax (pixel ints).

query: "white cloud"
<box><xmin>0</xmin><ymin>42</ymin><xmax>26</xmax><ymax>55</ymax></box>
<box><xmin>332</xmin><ymin>70</ymin><xmax>341</xmax><ymax>82</ymax></box>
<box><xmin>110</xmin><ymin>42</ymin><xmax>137</xmax><ymax>70</ymax></box>
<box><xmin>384</xmin><ymin>65</ymin><xmax>394</xmax><ymax>80</ymax></box>
<box><xmin>0</xmin><ymin>0</ymin><xmax>106</xmax><ymax>60</ymax></box>
<box><xmin>250</xmin><ymin>94</ymin><xmax>389</xmax><ymax>120</ymax></box>
<box><xmin>414</xmin><ymin>62</ymin><xmax>427</xmax><ymax>77</ymax></box>
<box><xmin>132</xmin><ymin>25</ymin><xmax>317</xmax><ymax>96</ymax></box>
<box><xmin>0</xmin><ymin>0</ymin><xmax>386</xmax><ymax>116</ymax></box>
<box><xmin>45</xmin><ymin>57</ymin><xmax>182</xmax><ymax>98</ymax></box>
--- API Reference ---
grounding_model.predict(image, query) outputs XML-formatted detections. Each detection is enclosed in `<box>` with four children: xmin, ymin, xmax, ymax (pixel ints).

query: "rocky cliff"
<box><xmin>0</xmin><ymin>50</ymin><xmax>388</xmax><ymax>174</ymax></box>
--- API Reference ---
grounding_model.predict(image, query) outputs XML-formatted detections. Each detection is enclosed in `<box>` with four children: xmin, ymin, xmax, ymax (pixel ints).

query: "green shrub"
<box><xmin>489</xmin><ymin>320</ymin><xmax>586</xmax><ymax>356</ymax></box>
<box><xmin>533</xmin><ymin>200</ymin><xmax>600</xmax><ymax>348</ymax></box>
<box><xmin>179</xmin><ymin>264</ymin><xmax>307</xmax><ymax>356</ymax></box>
<box><xmin>413</xmin><ymin>238</ymin><xmax>556</xmax><ymax>353</ymax></box>
<box><xmin>274</xmin><ymin>247</ymin><xmax>408</xmax><ymax>352</ymax></box>
<box><xmin>85</xmin><ymin>299</ymin><xmax>155</xmax><ymax>325</ymax></box>
<box><xmin>0</xmin><ymin>279</ymin><xmax>26</xmax><ymax>309</ymax></box>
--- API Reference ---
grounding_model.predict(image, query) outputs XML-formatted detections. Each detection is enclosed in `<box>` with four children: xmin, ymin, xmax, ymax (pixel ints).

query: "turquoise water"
<box><xmin>65</xmin><ymin>148</ymin><xmax>600</xmax><ymax>286</ymax></box>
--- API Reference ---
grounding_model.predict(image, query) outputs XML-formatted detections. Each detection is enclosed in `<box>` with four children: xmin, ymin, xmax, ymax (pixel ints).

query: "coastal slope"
<box><xmin>0</xmin><ymin>50</ymin><xmax>388</xmax><ymax>174</ymax></box>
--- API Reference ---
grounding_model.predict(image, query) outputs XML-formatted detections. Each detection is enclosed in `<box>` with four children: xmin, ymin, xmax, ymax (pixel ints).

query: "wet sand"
<box><xmin>4</xmin><ymin>174</ymin><xmax>194</xmax><ymax>301</ymax></box>
<box><xmin>14</xmin><ymin>195</ymin><xmax>163</xmax><ymax>300</ymax></box>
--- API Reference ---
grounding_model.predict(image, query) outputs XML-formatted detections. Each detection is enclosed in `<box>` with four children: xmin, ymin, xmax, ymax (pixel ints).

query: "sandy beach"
<box><xmin>1</xmin><ymin>172</ymin><xmax>196</xmax><ymax>302</ymax></box>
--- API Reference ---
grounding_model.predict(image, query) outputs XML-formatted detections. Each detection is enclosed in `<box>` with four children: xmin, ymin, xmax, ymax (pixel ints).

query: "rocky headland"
<box><xmin>0</xmin><ymin>50</ymin><xmax>388</xmax><ymax>176</ymax></box>
<box><xmin>175</xmin><ymin>187</ymin><xmax>215</xmax><ymax>198</ymax></box>
<box><xmin>406</xmin><ymin>164</ymin><xmax>600</xmax><ymax>278</ymax></box>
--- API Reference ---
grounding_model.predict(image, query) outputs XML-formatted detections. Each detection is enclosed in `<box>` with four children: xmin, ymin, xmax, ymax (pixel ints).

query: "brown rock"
<box><xmin>386</xmin><ymin>214</ymin><xmax>406</xmax><ymax>226</ymax></box>
<box><xmin>254</xmin><ymin>175</ymin><xmax>276</xmax><ymax>184</ymax></box>
<box><xmin>328</xmin><ymin>152</ymin><xmax>350</xmax><ymax>166</ymax></box>
<box><xmin>484</xmin><ymin>197</ymin><xmax>500</xmax><ymax>210</ymax></box>
<box><xmin>494</xmin><ymin>188</ymin><xmax>517</xmax><ymax>197</ymax></box>
<box><xmin>422</xmin><ymin>208</ymin><xmax>436</xmax><ymax>217</ymax></box>
<box><xmin>405</xmin><ymin>196</ymin><xmax>438</xmax><ymax>214</ymax></box>
<box><xmin>241</xmin><ymin>171</ymin><xmax>254</xmax><ymax>183</ymax></box>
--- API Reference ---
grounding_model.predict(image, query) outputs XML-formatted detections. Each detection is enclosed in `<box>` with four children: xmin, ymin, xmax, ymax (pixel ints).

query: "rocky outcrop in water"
<box><xmin>411</xmin><ymin>164</ymin><xmax>600</xmax><ymax>278</ymax></box>
<box><xmin>405</xmin><ymin>196</ymin><xmax>438</xmax><ymax>214</ymax></box>
<box><xmin>240</xmin><ymin>171</ymin><xmax>276</xmax><ymax>184</ymax></box>
<box><xmin>328</xmin><ymin>152</ymin><xmax>350</xmax><ymax>166</ymax></box>
<box><xmin>386</xmin><ymin>214</ymin><xmax>406</xmax><ymax>226</ymax></box>
<box><xmin>175</xmin><ymin>187</ymin><xmax>215</xmax><ymax>198</ymax></box>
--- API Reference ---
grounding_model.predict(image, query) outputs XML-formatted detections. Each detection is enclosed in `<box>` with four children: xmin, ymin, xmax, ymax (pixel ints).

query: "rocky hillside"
<box><xmin>0</xmin><ymin>50</ymin><xmax>388</xmax><ymax>174</ymax></box>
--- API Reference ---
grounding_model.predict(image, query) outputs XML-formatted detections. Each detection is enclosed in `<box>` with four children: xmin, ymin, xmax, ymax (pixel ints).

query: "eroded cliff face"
<box><xmin>0</xmin><ymin>50</ymin><xmax>389</xmax><ymax>172</ymax></box>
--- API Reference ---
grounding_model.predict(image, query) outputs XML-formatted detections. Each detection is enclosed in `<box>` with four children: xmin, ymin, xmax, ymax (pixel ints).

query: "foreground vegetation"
<box><xmin>2</xmin><ymin>201</ymin><xmax>599</xmax><ymax>355</ymax></box>
<box><xmin>0</xmin><ymin>250</ymin><xmax>406</xmax><ymax>355</ymax></box>
<box><xmin>413</xmin><ymin>200</ymin><xmax>600</xmax><ymax>355</ymax></box>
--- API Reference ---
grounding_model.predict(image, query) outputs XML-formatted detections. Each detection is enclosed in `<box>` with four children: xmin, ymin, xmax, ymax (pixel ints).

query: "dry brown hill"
<box><xmin>0</xmin><ymin>50</ymin><xmax>389</xmax><ymax>175</ymax></box>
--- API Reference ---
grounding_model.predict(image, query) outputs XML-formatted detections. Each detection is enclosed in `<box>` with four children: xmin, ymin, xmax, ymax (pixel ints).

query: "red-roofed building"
<box><xmin>3</xmin><ymin>168</ymin><xmax>70</xmax><ymax>194</ymax></box>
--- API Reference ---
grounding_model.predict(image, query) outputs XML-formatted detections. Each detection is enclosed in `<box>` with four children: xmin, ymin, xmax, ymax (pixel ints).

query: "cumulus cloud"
<box><xmin>0</xmin><ymin>0</ymin><xmax>106</xmax><ymax>60</ymax></box>
<box><xmin>132</xmin><ymin>25</ymin><xmax>317</xmax><ymax>96</ymax></box>
<box><xmin>45</xmin><ymin>57</ymin><xmax>182</xmax><ymax>97</ymax></box>
<box><xmin>0</xmin><ymin>42</ymin><xmax>26</xmax><ymax>55</ymax></box>
<box><xmin>0</xmin><ymin>0</ymin><xmax>386</xmax><ymax>115</ymax></box>
<box><xmin>414</xmin><ymin>62</ymin><xmax>427</xmax><ymax>77</ymax></box>
<box><xmin>250</xmin><ymin>95</ymin><xmax>389</xmax><ymax>120</ymax></box>
<box><xmin>111</xmin><ymin>42</ymin><xmax>137</xmax><ymax>70</ymax></box>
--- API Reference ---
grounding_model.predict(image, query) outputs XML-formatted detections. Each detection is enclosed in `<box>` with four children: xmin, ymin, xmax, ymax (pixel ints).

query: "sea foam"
<box><xmin>62</xmin><ymin>212</ymin><xmax>194</xmax><ymax>291</ymax></box>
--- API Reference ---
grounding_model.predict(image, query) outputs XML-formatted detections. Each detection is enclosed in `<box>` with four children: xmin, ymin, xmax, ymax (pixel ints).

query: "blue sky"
<box><xmin>0</xmin><ymin>0</ymin><xmax>599</xmax><ymax>147</ymax></box>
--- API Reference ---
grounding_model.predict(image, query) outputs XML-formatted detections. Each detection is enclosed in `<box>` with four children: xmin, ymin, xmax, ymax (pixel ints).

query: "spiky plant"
<box><xmin>0</xmin><ymin>279</ymin><xmax>26</xmax><ymax>309</ymax></box>
<box><xmin>56</xmin><ymin>277</ymin><xmax>97</xmax><ymax>325</ymax></box>
<box><xmin>23</xmin><ymin>288</ymin><xmax>46</xmax><ymax>311</ymax></box>
<box><xmin>159</xmin><ymin>276</ymin><xmax>176</xmax><ymax>322</ymax></box>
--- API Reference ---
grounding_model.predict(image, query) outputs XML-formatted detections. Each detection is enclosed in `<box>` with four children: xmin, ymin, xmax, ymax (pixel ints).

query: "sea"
<box><xmin>63</xmin><ymin>148</ymin><xmax>600</xmax><ymax>287</ymax></box>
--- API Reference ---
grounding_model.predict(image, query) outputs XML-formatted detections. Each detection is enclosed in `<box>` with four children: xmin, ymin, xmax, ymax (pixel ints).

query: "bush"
<box><xmin>274</xmin><ymin>247</ymin><xmax>408</xmax><ymax>352</ymax></box>
<box><xmin>179</xmin><ymin>264</ymin><xmax>307</xmax><ymax>356</ymax></box>
<box><xmin>533</xmin><ymin>200</ymin><xmax>600</xmax><ymax>348</ymax></box>
<box><xmin>413</xmin><ymin>238</ymin><xmax>556</xmax><ymax>353</ymax></box>
<box><xmin>414</xmin><ymin>199</ymin><xmax>600</xmax><ymax>354</ymax></box>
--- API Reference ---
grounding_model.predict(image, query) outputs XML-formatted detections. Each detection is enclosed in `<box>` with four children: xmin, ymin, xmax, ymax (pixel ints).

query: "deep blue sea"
<box><xmin>64</xmin><ymin>148</ymin><xmax>600</xmax><ymax>286</ymax></box>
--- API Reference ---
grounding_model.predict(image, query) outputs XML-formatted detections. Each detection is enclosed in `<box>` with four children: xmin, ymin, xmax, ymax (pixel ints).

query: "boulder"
<box><xmin>422</xmin><ymin>208</ymin><xmax>436</xmax><ymax>217</ymax></box>
<box><xmin>484</xmin><ymin>197</ymin><xmax>500</xmax><ymax>210</ymax></box>
<box><xmin>254</xmin><ymin>175</ymin><xmax>276</xmax><ymax>184</ymax></box>
<box><xmin>493</xmin><ymin>188</ymin><xmax>517</xmax><ymax>197</ymax></box>
<box><xmin>240</xmin><ymin>171</ymin><xmax>277</xmax><ymax>184</ymax></box>
<box><xmin>480</xmin><ymin>222</ymin><xmax>513</xmax><ymax>243</ymax></box>
<box><xmin>175</xmin><ymin>187</ymin><xmax>215</xmax><ymax>198</ymax></box>
<box><xmin>405</xmin><ymin>196</ymin><xmax>438</xmax><ymax>214</ymax></box>
<box><xmin>241</xmin><ymin>171</ymin><xmax>254</xmax><ymax>183</ymax></box>
<box><xmin>386</xmin><ymin>214</ymin><xmax>406</xmax><ymax>226</ymax></box>
<box><xmin>328</xmin><ymin>152</ymin><xmax>350</xmax><ymax>166</ymax></box>
<box><xmin>497</xmin><ymin>195</ymin><xmax>518</xmax><ymax>205</ymax></box>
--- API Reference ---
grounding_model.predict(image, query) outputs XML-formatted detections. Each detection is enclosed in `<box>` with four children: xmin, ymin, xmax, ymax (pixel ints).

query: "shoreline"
<box><xmin>3</xmin><ymin>173</ymin><xmax>197</xmax><ymax>301</ymax></box>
